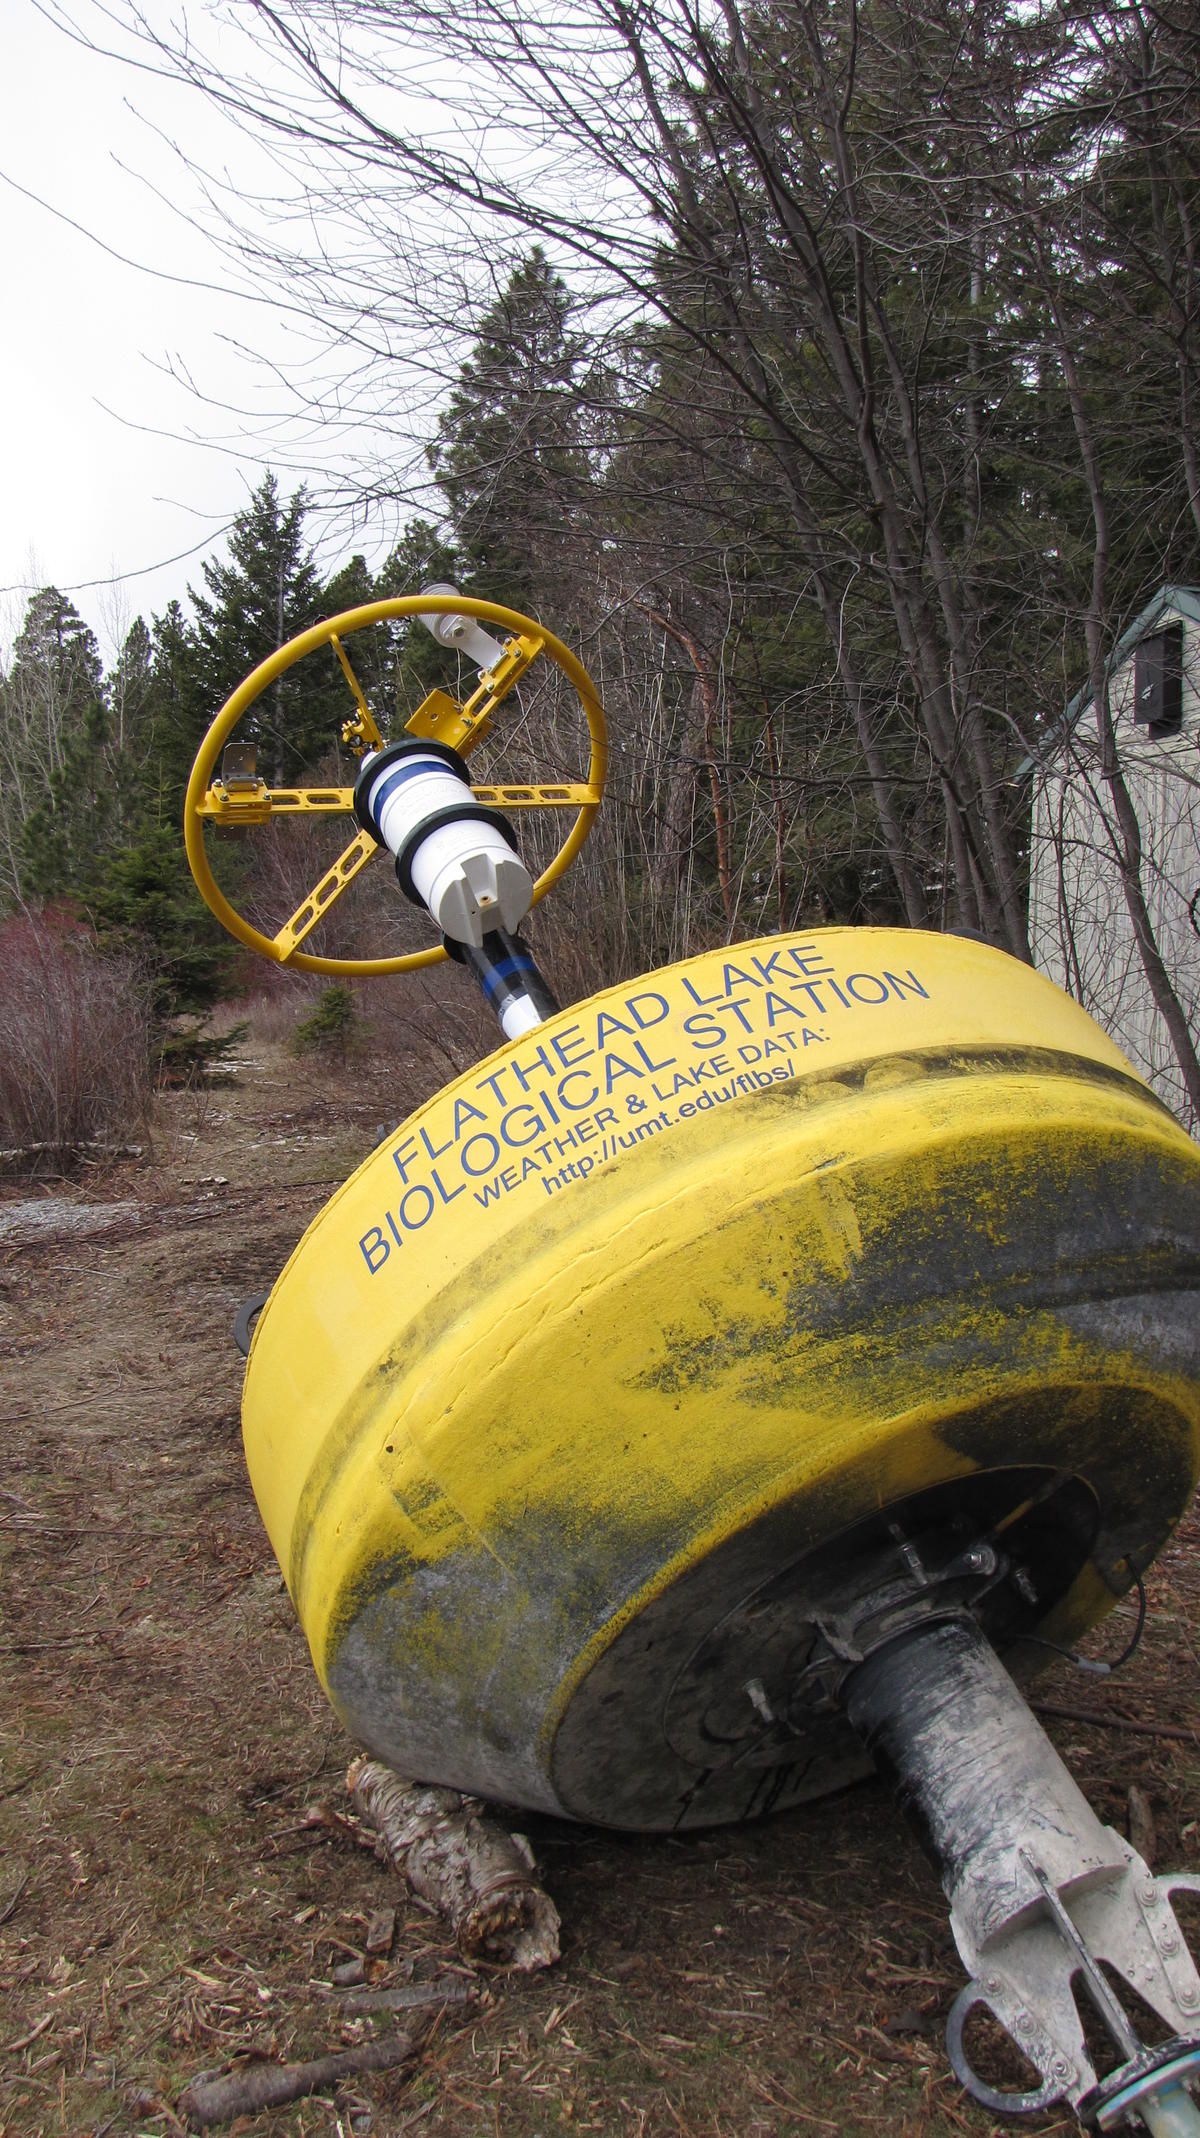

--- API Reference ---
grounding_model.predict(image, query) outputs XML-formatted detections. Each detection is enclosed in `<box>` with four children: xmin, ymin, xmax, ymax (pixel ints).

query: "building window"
<box><xmin>1133</xmin><ymin>622</ymin><xmax>1183</xmax><ymax>737</ymax></box>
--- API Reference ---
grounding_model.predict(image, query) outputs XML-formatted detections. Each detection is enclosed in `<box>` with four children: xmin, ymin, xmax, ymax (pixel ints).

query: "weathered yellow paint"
<box><xmin>241</xmin><ymin>927</ymin><xmax>1200</xmax><ymax>1827</ymax></box>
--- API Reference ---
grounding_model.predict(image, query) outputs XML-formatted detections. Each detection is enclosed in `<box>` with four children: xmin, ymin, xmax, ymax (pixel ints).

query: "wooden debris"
<box><xmin>177</xmin><ymin>2017</ymin><xmax>432</xmax><ymax>2130</ymax></box>
<box><xmin>0</xmin><ymin>1870</ymin><xmax>28</xmax><ymax>1928</ymax></box>
<box><xmin>332</xmin><ymin>1956</ymin><xmax>367</xmax><ymax>1988</ymax></box>
<box><xmin>340</xmin><ymin>1976</ymin><xmax>476</xmax><ymax>2017</ymax></box>
<box><xmin>1128</xmin><ymin>1783</ymin><xmax>1157</xmax><ymax>1866</ymax></box>
<box><xmin>0</xmin><ymin>2013</ymin><xmax>52</xmax><ymax>2056</ymax></box>
<box><xmin>1034</xmin><ymin>1700</ymin><xmax>1200</xmax><ymax>1745</ymax></box>
<box><xmin>365</xmin><ymin>1904</ymin><xmax>396</xmax><ymax>1956</ymax></box>
<box><xmin>347</xmin><ymin>1758</ymin><xmax>560</xmax><ymax>1971</ymax></box>
<box><xmin>297</xmin><ymin>1800</ymin><xmax>380</xmax><ymax>1852</ymax></box>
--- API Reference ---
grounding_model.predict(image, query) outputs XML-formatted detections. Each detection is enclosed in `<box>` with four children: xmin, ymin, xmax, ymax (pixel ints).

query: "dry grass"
<box><xmin>2</xmin><ymin>1025</ymin><xmax>1199</xmax><ymax>2138</ymax></box>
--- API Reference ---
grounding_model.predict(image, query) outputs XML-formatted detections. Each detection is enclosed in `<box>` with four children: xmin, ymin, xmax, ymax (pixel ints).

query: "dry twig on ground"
<box><xmin>177</xmin><ymin>2016</ymin><xmax>434</xmax><ymax>2129</ymax></box>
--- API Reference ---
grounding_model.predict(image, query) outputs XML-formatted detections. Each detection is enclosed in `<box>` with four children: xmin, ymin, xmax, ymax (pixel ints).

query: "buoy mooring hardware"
<box><xmin>187</xmin><ymin>588</ymin><xmax>1200</xmax><ymax>2132</ymax></box>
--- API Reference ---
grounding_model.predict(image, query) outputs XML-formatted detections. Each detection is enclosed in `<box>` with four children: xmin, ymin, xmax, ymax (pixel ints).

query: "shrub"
<box><xmin>157</xmin><ymin>1015</ymin><xmax>249</xmax><ymax>1086</ymax></box>
<box><xmin>292</xmin><ymin>983</ymin><xmax>360</xmax><ymax>1061</ymax></box>
<box><xmin>0</xmin><ymin>911</ymin><xmax>153</xmax><ymax>1172</ymax></box>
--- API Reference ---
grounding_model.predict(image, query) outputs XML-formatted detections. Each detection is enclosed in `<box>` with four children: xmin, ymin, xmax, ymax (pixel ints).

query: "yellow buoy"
<box><xmin>184</xmin><ymin>586</ymin><xmax>1200</xmax><ymax>2118</ymax></box>
<box><xmin>241</xmin><ymin>926</ymin><xmax>1200</xmax><ymax>1829</ymax></box>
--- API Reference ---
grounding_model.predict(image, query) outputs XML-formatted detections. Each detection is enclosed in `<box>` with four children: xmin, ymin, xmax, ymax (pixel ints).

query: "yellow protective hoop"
<box><xmin>183</xmin><ymin>593</ymin><xmax>609</xmax><ymax>978</ymax></box>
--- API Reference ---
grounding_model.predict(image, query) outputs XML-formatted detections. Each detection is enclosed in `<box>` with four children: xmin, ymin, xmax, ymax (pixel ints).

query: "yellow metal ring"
<box><xmin>183</xmin><ymin>593</ymin><xmax>609</xmax><ymax>978</ymax></box>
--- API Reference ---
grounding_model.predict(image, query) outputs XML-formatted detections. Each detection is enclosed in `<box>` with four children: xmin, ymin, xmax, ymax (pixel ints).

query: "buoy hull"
<box><xmin>242</xmin><ymin>930</ymin><xmax>1200</xmax><ymax>1828</ymax></box>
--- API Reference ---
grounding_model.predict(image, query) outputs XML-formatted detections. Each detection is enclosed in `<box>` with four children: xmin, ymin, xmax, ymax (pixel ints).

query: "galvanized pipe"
<box><xmin>844</xmin><ymin>1614</ymin><xmax>1121</xmax><ymax>1951</ymax></box>
<box><xmin>843</xmin><ymin>1614</ymin><xmax>1200</xmax><ymax>2129</ymax></box>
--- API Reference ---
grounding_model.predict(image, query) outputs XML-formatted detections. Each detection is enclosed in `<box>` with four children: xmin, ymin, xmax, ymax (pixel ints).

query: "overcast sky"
<box><xmin>1</xmin><ymin>2</ymin><xmax>414</xmax><ymax>663</ymax></box>
<box><xmin>1</xmin><ymin>0</ymin><xmax>640</xmax><ymax>674</ymax></box>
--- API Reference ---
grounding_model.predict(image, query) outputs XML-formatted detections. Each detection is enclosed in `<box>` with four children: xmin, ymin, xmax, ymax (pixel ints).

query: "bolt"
<box><xmin>985</xmin><ymin>1975</ymin><xmax>1003</xmax><ymax>1996</ymax></box>
<box><xmin>1051</xmin><ymin>2055</ymin><xmax>1073</xmax><ymax>2082</ymax></box>
<box><xmin>744</xmin><ymin>1678</ymin><xmax>776</xmax><ymax>1725</ymax></box>
<box><xmin>1014</xmin><ymin>1568</ymin><xmax>1038</xmax><ymax>1605</ymax></box>
<box><xmin>900</xmin><ymin>1541</ymin><xmax>927</xmax><ymax>1585</ymax></box>
<box><xmin>1015</xmin><ymin>2010</ymin><xmax>1034</xmax><ymax>2035</ymax></box>
<box><xmin>1160</xmin><ymin>1931</ymin><xmax>1181</xmax><ymax>1957</ymax></box>
<box><xmin>964</xmin><ymin>1545</ymin><xmax>997</xmax><ymax>1576</ymax></box>
<box><xmin>1140</xmin><ymin>1880</ymin><xmax>1159</xmax><ymax>1906</ymax></box>
<box><xmin>1179</xmin><ymin>1982</ymin><xmax>1200</xmax><ymax>2010</ymax></box>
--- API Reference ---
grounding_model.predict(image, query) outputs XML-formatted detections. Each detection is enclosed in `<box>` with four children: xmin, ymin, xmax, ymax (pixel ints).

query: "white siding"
<box><xmin>1028</xmin><ymin>604</ymin><xmax>1200</xmax><ymax>1136</ymax></box>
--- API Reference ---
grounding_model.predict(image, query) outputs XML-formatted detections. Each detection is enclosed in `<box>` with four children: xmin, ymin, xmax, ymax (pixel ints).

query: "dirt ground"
<box><xmin>3</xmin><ymin>1029</ymin><xmax>1200</xmax><ymax>2138</ymax></box>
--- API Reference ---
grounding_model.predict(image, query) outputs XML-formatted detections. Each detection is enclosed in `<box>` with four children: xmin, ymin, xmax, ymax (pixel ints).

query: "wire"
<box><xmin>1102</xmin><ymin>1565</ymin><xmax>1149</xmax><ymax>1673</ymax></box>
<box><xmin>1019</xmin><ymin>1564</ymin><xmax>1147</xmax><ymax>1679</ymax></box>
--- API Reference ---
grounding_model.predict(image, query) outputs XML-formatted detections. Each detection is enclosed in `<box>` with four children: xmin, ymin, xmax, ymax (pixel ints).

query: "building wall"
<box><xmin>1028</xmin><ymin>602</ymin><xmax>1200</xmax><ymax>1136</ymax></box>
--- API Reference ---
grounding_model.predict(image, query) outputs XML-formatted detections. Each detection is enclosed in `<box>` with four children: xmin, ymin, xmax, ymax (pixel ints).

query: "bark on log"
<box><xmin>347</xmin><ymin>1758</ymin><xmax>560</xmax><ymax>1971</ymax></box>
<box><xmin>178</xmin><ymin>2018</ymin><xmax>431</xmax><ymax>2130</ymax></box>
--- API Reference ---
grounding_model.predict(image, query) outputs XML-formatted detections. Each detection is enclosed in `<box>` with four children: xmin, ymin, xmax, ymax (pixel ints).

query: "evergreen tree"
<box><xmin>107</xmin><ymin>615</ymin><xmax>155</xmax><ymax>763</ymax></box>
<box><xmin>87</xmin><ymin>604</ymin><xmax>232</xmax><ymax>1014</ymax></box>
<box><xmin>321</xmin><ymin>552</ymin><xmax>376</xmax><ymax>618</ymax></box>
<box><xmin>292</xmin><ymin>983</ymin><xmax>360</xmax><ymax>1060</ymax></box>
<box><xmin>9</xmin><ymin>590</ymin><xmax>112</xmax><ymax>903</ymax></box>
<box><xmin>429</xmin><ymin>250</ymin><xmax>591</xmax><ymax>610</ymax></box>
<box><xmin>189</xmin><ymin>473</ymin><xmax>338</xmax><ymax>779</ymax></box>
<box><xmin>144</xmin><ymin>599</ymin><xmax>219</xmax><ymax>798</ymax></box>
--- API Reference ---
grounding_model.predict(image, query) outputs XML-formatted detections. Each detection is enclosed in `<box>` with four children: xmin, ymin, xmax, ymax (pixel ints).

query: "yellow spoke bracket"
<box><xmin>331</xmin><ymin>632</ymin><xmax>384</xmax><ymax>756</ymax></box>
<box><xmin>473</xmin><ymin>782</ymin><xmax>602</xmax><ymax>809</ymax></box>
<box><xmin>404</xmin><ymin>631</ymin><xmax>544</xmax><ymax>757</ymax></box>
<box><xmin>197</xmin><ymin>784</ymin><xmax>355</xmax><ymax>823</ymax></box>
<box><xmin>196</xmin><ymin>773</ymin><xmax>601</xmax><ymax>826</ymax></box>
<box><xmin>272</xmin><ymin>829</ymin><xmax>379</xmax><ymax>961</ymax></box>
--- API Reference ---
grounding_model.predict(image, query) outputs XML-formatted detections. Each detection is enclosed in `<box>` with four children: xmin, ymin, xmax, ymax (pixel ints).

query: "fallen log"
<box><xmin>347</xmin><ymin>1758</ymin><xmax>560</xmax><ymax>1971</ymax></box>
<box><xmin>178</xmin><ymin>2017</ymin><xmax>431</xmax><ymax>2130</ymax></box>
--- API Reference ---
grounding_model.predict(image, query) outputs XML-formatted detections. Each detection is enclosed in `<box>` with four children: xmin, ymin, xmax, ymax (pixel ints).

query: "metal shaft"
<box><xmin>842</xmin><ymin>1613</ymin><xmax>1200</xmax><ymax>2126</ymax></box>
<box><xmin>844</xmin><ymin>1614</ymin><xmax>1118</xmax><ymax>1950</ymax></box>
<box><xmin>1144</xmin><ymin>2091</ymin><xmax>1200</xmax><ymax>2138</ymax></box>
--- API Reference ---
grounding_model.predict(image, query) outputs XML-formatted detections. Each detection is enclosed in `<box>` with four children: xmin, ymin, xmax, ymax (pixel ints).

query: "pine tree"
<box><xmin>293</xmin><ymin>982</ymin><xmax>360</xmax><ymax>1060</ymax></box>
<box><xmin>189</xmin><ymin>473</ymin><xmax>338</xmax><ymax>780</ymax></box>
<box><xmin>8</xmin><ymin>590</ymin><xmax>112</xmax><ymax>903</ymax></box>
<box><xmin>107</xmin><ymin>615</ymin><xmax>155</xmax><ymax>763</ymax></box>
<box><xmin>428</xmin><ymin>250</ymin><xmax>590</xmax><ymax>610</ymax></box>
<box><xmin>87</xmin><ymin>604</ymin><xmax>232</xmax><ymax>1015</ymax></box>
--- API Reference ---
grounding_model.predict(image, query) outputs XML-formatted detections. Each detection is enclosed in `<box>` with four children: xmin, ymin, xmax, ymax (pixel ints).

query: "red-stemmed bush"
<box><xmin>0</xmin><ymin>910</ymin><xmax>152</xmax><ymax>1173</ymax></box>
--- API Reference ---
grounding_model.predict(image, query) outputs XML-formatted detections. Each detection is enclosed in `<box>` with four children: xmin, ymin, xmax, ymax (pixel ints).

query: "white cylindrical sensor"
<box><xmin>368</xmin><ymin>752</ymin><xmax>476</xmax><ymax>857</ymax></box>
<box><xmin>355</xmin><ymin>742</ymin><xmax>533</xmax><ymax>948</ymax></box>
<box><xmin>406</xmin><ymin>816</ymin><xmax>532</xmax><ymax>944</ymax></box>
